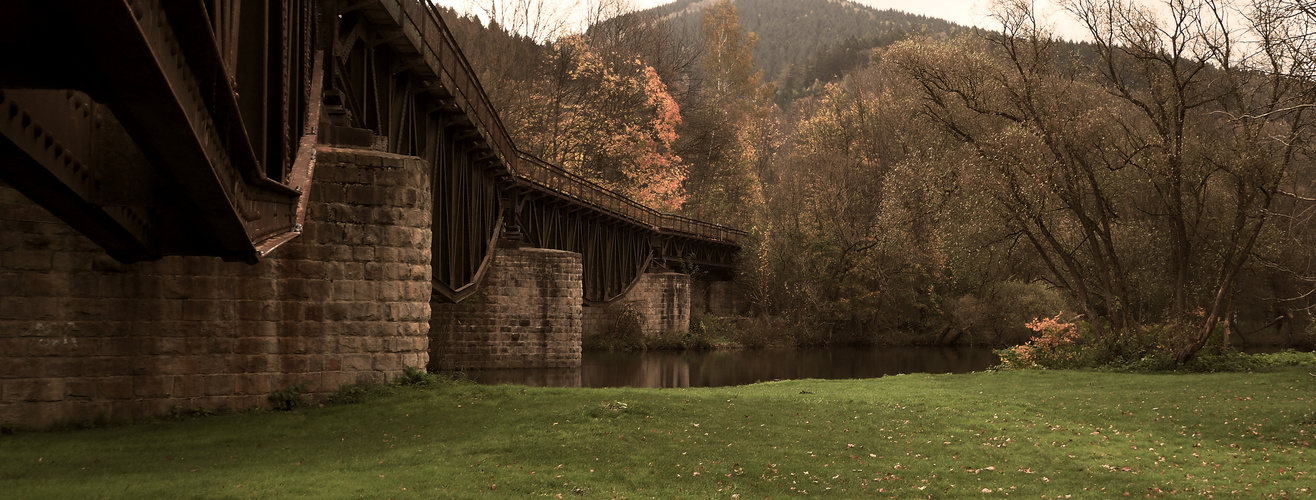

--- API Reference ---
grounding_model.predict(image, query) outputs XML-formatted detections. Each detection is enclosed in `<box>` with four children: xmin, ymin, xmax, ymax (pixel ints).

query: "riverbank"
<box><xmin>591</xmin><ymin>314</ymin><xmax>1314</xmax><ymax>352</ymax></box>
<box><xmin>585</xmin><ymin>315</ymin><xmax>968</xmax><ymax>351</ymax></box>
<box><xmin>3</xmin><ymin>367</ymin><xmax>1313</xmax><ymax>498</ymax></box>
<box><xmin>467</xmin><ymin>346</ymin><xmax>1001</xmax><ymax>387</ymax></box>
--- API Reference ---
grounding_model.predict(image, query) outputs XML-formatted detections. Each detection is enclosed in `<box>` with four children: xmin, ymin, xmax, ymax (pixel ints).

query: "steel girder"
<box><xmin>0</xmin><ymin>90</ymin><xmax>157</xmax><ymax>260</ymax></box>
<box><xmin>510</xmin><ymin>185</ymin><xmax>741</xmax><ymax>303</ymax></box>
<box><xmin>0</xmin><ymin>0</ymin><xmax>323</xmax><ymax>262</ymax></box>
<box><xmin>327</xmin><ymin>0</ymin><xmax>507</xmax><ymax>302</ymax></box>
<box><xmin>327</xmin><ymin>0</ymin><xmax>747</xmax><ymax>304</ymax></box>
<box><xmin>512</xmin><ymin>153</ymin><xmax>744</xmax><ymax>302</ymax></box>
<box><xmin>515</xmin><ymin>192</ymin><xmax>655</xmax><ymax>304</ymax></box>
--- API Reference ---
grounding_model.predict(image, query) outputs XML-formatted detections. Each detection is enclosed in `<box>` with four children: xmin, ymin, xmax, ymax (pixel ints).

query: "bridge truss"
<box><xmin>0</xmin><ymin>0</ymin><xmax>743</xmax><ymax>303</ymax></box>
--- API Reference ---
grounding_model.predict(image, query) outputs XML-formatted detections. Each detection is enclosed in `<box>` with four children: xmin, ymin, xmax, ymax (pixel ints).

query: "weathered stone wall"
<box><xmin>583</xmin><ymin>272</ymin><xmax>691</xmax><ymax>340</ymax></box>
<box><xmin>0</xmin><ymin>147</ymin><xmax>431</xmax><ymax>428</ymax></box>
<box><xmin>692</xmin><ymin>279</ymin><xmax>746</xmax><ymax>317</ymax></box>
<box><xmin>429</xmin><ymin>247</ymin><xmax>583</xmax><ymax>370</ymax></box>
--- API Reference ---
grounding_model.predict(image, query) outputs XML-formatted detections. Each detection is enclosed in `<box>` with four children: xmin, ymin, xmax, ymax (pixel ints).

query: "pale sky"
<box><xmin>853</xmin><ymin>0</ymin><xmax>1091</xmax><ymax>40</ymax></box>
<box><xmin>435</xmin><ymin>0</ymin><xmax>1093</xmax><ymax>40</ymax></box>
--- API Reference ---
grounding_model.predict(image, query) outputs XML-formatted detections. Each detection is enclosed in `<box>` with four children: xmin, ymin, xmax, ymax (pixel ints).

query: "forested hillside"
<box><xmin>646</xmin><ymin>0</ymin><xmax>973</xmax><ymax>102</ymax></box>
<box><xmin>439</xmin><ymin>0</ymin><xmax>1316</xmax><ymax>365</ymax></box>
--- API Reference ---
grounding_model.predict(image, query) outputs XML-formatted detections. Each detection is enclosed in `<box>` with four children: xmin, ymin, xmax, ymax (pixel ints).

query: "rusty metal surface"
<box><xmin>0</xmin><ymin>89</ymin><xmax>157</xmax><ymax>260</ymax></box>
<box><xmin>0</xmin><ymin>0</ymin><xmax>323</xmax><ymax>261</ymax></box>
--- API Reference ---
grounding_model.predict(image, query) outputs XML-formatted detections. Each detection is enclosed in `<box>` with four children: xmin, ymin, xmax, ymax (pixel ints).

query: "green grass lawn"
<box><xmin>2</xmin><ymin>369</ymin><xmax>1313</xmax><ymax>498</ymax></box>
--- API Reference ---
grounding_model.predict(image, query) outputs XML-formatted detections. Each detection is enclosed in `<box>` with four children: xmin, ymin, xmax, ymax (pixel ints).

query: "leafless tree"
<box><xmin>889</xmin><ymin>0</ymin><xmax>1313</xmax><ymax>362</ymax></box>
<box><xmin>460</xmin><ymin>0</ymin><xmax>578</xmax><ymax>42</ymax></box>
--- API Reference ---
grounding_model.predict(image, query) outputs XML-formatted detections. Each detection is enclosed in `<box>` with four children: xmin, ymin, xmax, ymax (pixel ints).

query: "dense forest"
<box><xmin>647</xmin><ymin>0</ymin><xmax>974</xmax><ymax>102</ymax></box>
<box><xmin>438</xmin><ymin>0</ymin><xmax>1316</xmax><ymax>365</ymax></box>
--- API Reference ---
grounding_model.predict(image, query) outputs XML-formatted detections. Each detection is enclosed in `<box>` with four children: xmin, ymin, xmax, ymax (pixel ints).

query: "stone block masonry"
<box><xmin>692</xmin><ymin>279</ymin><xmax>747</xmax><ymax>317</ymax></box>
<box><xmin>583</xmin><ymin>272</ymin><xmax>691</xmax><ymax>341</ymax></box>
<box><xmin>430</xmin><ymin>247</ymin><xmax>583</xmax><ymax>370</ymax></box>
<box><xmin>0</xmin><ymin>147</ymin><xmax>432</xmax><ymax>428</ymax></box>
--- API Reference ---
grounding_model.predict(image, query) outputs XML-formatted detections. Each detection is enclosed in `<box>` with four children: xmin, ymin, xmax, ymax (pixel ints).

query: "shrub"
<box><xmin>689</xmin><ymin>314</ymin><xmax>741</xmax><ymax>348</ymax></box>
<box><xmin>268</xmin><ymin>382</ymin><xmax>308</xmax><ymax>411</ymax></box>
<box><xmin>994</xmin><ymin>314</ymin><xmax>1086</xmax><ymax>369</ymax></box>
<box><xmin>1254</xmin><ymin>349</ymin><xmax>1316</xmax><ymax>367</ymax></box>
<box><xmin>586</xmin><ymin>304</ymin><xmax>647</xmax><ymax>351</ymax></box>
<box><xmin>789</xmin><ymin>321</ymin><xmax>834</xmax><ymax>348</ymax></box>
<box><xmin>1174</xmin><ymin>349</ymin><xmax>1316</xmax><ymax>373</ymax></box>
<box><xmin>732</xmin><ymin>318</ymin><xmax>769</xmax><ymax>348</ymax></box>
<box><xmin>393</xmin><ymin>366</ymin><xmax>431</xmax><ymax>387</ymax></box>
<box><xmin>167</xmin><ymin>405</ymin><xmax>218</xmax><ymax>420</ymax></box>
<box><xmin>950</xmin><ymin>281</ymin><xmax>1070</xmax><ymax>345</ymax></box>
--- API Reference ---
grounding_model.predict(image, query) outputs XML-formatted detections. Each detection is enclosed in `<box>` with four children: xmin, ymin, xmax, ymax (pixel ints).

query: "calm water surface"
<box><xmin>466</xmin><ymin>347</ymin><xmax>1000</xmax><ymax>388</ymax></box>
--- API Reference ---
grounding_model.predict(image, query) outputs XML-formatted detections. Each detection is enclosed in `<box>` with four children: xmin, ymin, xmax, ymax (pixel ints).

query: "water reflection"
<box><xmin>463</xmin><ymin>347</ymin><xmax>1000</xmax><ymax>388</ymax></box>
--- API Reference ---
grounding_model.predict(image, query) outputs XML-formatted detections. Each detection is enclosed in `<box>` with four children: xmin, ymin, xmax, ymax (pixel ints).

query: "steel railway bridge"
<box><xmin>0</xmin><ymin>0</ymin><xmax>743</xmax><ymax>305</ymax></box>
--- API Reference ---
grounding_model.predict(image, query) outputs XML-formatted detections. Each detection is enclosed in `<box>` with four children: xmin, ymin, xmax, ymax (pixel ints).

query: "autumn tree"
<box><xmin>438</xmin><ymin>6</ymin><xmax>551</xmax><ymax>150</ymax></box>
<box><xmin>1070</xmin><ymin>0</ymin><xmax>1316</xmax><ymax>361</ymax></box>
<box><xmin>516</xmin><ymin>36</ymin><xmax>687</xmax><ymax>211</ymax></box>
<box><xmin>678</xmin><ymin>0</ymin><xmax>778</xmax><ymax>227</ymax></box>
<box><xmin>762</xmin><ymin>73</ymin><xmax>953</xmax><ymax>337</ymax></box>
<box><xmin>443</xmin><ymin>0</ymin><xmax>689</xmax><ymax>211</ymax></box>
<box><xmin>582</xmin><ymin>0</ymin><xmax>699</xmax><ymax>88</ymax></box>
<box><xmin>887</xmin><ymin>0</ymin><xmax>1314</xmax><ymax>362</ymax></box>
<box><xmin>459</xmin><ymin>0</ymin><xmax>576</xmax><ymax>42</ymax></box>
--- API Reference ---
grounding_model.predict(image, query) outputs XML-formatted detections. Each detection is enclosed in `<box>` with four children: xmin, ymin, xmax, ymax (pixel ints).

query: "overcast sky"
<box><xmin>852</xmin><ymin>0</ymin><xmax>1090</xmax><ymax>40</ymax></box>
<box><xmin>435</xmin><ymin>0</ymin><xmax>1093</xmax><ymax>41</ymax></box>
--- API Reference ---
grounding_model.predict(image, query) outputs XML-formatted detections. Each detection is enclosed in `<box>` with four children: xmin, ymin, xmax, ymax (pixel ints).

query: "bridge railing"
<box><xmin>416</xmin><ymin>1</ymin><xmax>519</xmax><ymax>171</ymax></box>
<box><xmin>660</xmin><ymin>213</ymin><xmax>747</xmax><ymax>244</ymax></box>
<box><xmin>516</xmin><ymin>152</ymin><xmax>661</xmax><ymax>228</ymax></box>
<box><xmin>419</xmin><ymin>2</ymin><xmax>744</xmax><ymax>246</ymax></box>
<box><xmin>517</xmin><ymin>153</ymin><xmax>745</xmax><ymax>244</ymax></box>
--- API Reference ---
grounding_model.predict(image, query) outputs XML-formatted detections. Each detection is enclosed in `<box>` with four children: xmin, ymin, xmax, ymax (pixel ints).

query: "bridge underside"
<box><xmin>0</xmin><ymin>0</ymin><xmax>740</xmax><ymax>304</ymax></box>
<box><xmin>326</xmin><ymin>0</ymin><xmax>742</xmax><ymax>304</ymax></box>
<box><xmin>0</xmin><ymin>0</ymin><xmax>320</xmax><ymax>263</ymax></box>
<box><xmin>0</xmin><ymin>0</ymin><xmax>746</xmax><ymax>427</ymax></box>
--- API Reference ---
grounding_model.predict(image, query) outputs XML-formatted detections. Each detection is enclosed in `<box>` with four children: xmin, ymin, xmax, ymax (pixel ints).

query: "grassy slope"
<box><xmin>2</xmin><ymin>369</ymin><xmax>1313</xmax><ymax>498</ymax></box>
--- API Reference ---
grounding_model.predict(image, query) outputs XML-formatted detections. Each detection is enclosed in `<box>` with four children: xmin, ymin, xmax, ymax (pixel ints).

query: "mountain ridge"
<box><xmin>637</xmin><ymin>0</ymin><xmax>974</xmax><ymax>101</ymax></box>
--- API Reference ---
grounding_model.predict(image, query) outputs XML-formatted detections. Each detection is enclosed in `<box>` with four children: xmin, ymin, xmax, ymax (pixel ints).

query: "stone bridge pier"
<box><xmin>1</xmin><ymin>144</ymin><xmax>729</xmax><ymax>427</ymax></box>
<box><xmin>428</xmin><ymin>245</ymin><xmax>584</xmax><ymax>371</ymax></box>
<box><xmin>427</xmin><ymin>253</ymin><xmax>705</xmax><ymax>370</ymax></box>
<box><xmin>0</xmin><ymin>0</ymin><xmax>741</xmax><ymax>430</ymax></box>
<box><xmin>582</xmin><ymin>272</ymin><xmax>693</xmax><ymax>342</ymax></box>
<box><xmin>1</xmin><ymin>147</ymin><xmax>433</xmax><ymax>427</ymax></box>
<box><xmin>692</xmin><ymin>277</ymin><xmax>748</xmax><ymax>317</ymax></box>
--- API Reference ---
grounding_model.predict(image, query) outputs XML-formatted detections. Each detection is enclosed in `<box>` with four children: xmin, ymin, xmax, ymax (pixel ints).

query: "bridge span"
<box><xmin>0</xmin><ymin>0</ymin><xmax>744</xmax><ymax>427</ymax></box>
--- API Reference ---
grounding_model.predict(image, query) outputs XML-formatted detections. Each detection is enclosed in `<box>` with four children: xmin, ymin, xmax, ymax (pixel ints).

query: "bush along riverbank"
<box><xmin>995</xmin><ymin>314</ymin><xmax>1316</xmax><ymax>372</ymax></box>
<box><xmin>587</xmin><ymin>311</ymin><xmax>1316</xmax><ymax>354</ymax></box>
<box><xmin>2</xmin><ymin>359</ymin><xmax>1314</xmax><ymax>498</ymax></box>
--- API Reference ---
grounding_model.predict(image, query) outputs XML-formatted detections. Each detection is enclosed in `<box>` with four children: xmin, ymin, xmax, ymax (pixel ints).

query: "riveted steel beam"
<box><xmin>0</xmin><ymin>89</ymin><xmax>158</xmax><ymax>261</ymax></box>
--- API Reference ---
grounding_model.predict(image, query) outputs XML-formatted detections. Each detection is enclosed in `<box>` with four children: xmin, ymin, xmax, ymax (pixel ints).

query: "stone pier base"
<box><xmin>429</xmin><ymin>247</ymin><xmax>583</xmax><ymax>370</ymax></box>
<box><xmin>584</xmin><ymin>272</ymin><xmax>691</xmax><ymax>341</ymax></box>
<box><xmin>0</xmin><ymin>147</ymin><xmax>433</xmax><ymax>428</ymax></box>
<box><xmin>692</xmin><ymin>279</ymin><xmax>746</xmax><ymax>316</ymax></box>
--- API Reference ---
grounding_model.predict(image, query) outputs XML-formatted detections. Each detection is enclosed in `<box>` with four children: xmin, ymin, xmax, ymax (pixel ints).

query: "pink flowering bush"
<box><xmin>995</xmin><ymin>314</ymin><xmax>1088</xmax><ymax>369</ymax></box>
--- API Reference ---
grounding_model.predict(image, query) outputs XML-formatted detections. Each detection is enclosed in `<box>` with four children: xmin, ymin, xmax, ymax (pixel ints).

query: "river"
<box><xmin>464</xmin><ymin>346</ymin><xmax>1000</xmax><ymax>388</ymax></box>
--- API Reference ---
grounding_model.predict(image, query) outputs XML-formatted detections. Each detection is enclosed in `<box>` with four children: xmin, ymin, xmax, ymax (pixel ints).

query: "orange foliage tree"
<box><xmin>515</xmin><ymin>35</ymin><xmax>688</xmax><ymax>212</ymax></box>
